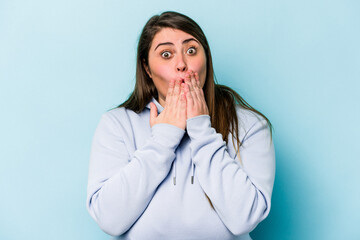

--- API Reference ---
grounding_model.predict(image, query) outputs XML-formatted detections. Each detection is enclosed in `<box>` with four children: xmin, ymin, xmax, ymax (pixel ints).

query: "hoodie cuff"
<box><xmin>151</xmin><ymin>124</ymin><xmax>185</xmax><ymax>151</ymax></box>
<box><xmin>186</xmin><ymin>115</ymin><xmax>215</xmax><ymax>140</ymax></box>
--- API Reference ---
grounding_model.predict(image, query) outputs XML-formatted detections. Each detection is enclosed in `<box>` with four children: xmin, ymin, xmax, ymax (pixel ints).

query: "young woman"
<box><xmin>86</xmin><ymin>11</ymin><xmax>275</xmax><ymax>240</ymax></box>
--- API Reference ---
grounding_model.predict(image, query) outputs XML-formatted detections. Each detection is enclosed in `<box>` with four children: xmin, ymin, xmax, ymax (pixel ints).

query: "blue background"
<box><xmin>1</xmin><ymin>0</ymin><xmax>359</xmax><ymax>239</ymax></box>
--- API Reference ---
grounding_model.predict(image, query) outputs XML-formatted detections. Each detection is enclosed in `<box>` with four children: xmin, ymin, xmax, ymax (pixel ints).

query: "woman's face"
<box><xmin>145</xmin><ymin>28</ymin><xmax>207</xmax><ymax>106</ymax></box>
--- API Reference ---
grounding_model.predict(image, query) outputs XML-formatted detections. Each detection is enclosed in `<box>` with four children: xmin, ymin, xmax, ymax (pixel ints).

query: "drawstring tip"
<box><xmin>173</xmin><ymin>177</ymin><xmax>176</xmax><ymax>185</ymax></box>
<box><xmin>191</xmin><ymin>176</ymin><xmax>194</xmax><ymax>184</ymax></box>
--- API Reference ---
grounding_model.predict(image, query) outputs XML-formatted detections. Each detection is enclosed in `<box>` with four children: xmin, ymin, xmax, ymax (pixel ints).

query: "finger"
<box><xmin>185</xmin><ymin>73</ymin><xmax>196</xmax><ymax>101</ymax></box>
<box><xmin>166</xmin><ymin>79</ymin><xmax>175</xmax><ymax>97</ymax></box>
<box><xmin>181</xmin><ymin>82</ymin><xmax>186</xmax><ymax>94</ymax></box>
<box><xmin>190</xmin><ymin>71</ymin><xmax>202</xmax><ymax>102</ymax></box>
<box><xmin>180</xmin><ymin>85</ymin><xmax>187</xmax><ymax>115</ymax></box>
<box><xmin>194</xmin><ymin>72</ymin><xmax>205</xmax><ymax>98</ymax></box>
<box><xmin>171</xmin><ymin>80</ymin><xmax>181</xmax><ymax>107</ymax></box>
<box><xmin>165</xmin><ymin>79</ymin><xmax>175</xmax><ymax>106</ymax></box>
<box><xmin>190</xmin><ymin>71</ymin><xmax>197</xmax><ymax>88</ymax></box>
<box><xmin>184</xmin><ymin>81</ymin><xmax>194</xmax><ymax>107</ymax></box>
<box><xmin>173</xmin><ymin>79</ymin><xmax>181</xmax><ymax>97</ymax></box>
<box><xmin>194</xmin><ymin>72</ymin><xmax>201</xmax><ymax>88</ymax></box>
<box><xmin>149</xmin><ymin>102</ymin><xmax>158</xmax><ymax>126</ymax></box>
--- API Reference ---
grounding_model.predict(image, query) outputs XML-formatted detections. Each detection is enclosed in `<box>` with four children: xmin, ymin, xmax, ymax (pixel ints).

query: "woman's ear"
<box><xmin>143</xmin><ymin>59</ymin><xmax>152</xmax><ymax>78</ymax></box>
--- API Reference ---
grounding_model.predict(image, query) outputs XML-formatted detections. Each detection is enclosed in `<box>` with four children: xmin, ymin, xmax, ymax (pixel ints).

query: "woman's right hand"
<box><xmin>150</xmin><ymin>79</ymin><xmax>187</xmax><ymax>130</ymax></box>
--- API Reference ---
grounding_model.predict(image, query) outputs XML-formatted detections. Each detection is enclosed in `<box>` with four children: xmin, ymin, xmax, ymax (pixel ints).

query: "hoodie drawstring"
<box><xmin>191</xmin><ymin>162</ymin><xmax>195</xmax><ymax>184</ymax></box>
<box><xmin>172</xmin><ymin>161</ymin><xmax>195</xmax><ymax>186</ymax></box>
<box><xmin>172</xmin><ymin>160</ymin><xmax>177</xmax><ymax>185</ymax></box>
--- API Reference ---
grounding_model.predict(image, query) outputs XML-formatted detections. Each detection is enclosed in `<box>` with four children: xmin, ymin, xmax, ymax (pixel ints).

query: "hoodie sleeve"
<box><xmin>86</xmin><ymin>111</ymin><xmax>185</xmax><ymax>236</ymax></box>
<box><xmin>186</xmin><ymin>112</ymin><xmax>275</xmax><ymax>236</ymax></box>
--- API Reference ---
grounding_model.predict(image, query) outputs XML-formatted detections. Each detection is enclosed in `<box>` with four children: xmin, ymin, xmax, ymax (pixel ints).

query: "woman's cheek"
<box><xmin>152</xmin><ymin>65</ymin><xmax>173</xmax><ymax>96</ymax></box>
<box><xmin>156</xmin><ymin>65</ymin><xmax>173</xmax><ymax>81</ymax></box>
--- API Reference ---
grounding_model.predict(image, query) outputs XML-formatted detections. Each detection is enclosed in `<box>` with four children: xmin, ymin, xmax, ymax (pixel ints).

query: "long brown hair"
<box><xmin>118</xmin><ymin>11</ymin><xmax>273</xmax><ymax>209</ymax></box>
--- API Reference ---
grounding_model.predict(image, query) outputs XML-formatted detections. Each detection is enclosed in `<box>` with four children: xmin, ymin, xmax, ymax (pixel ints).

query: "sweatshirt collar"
<box><xmin>145</xmin><ymin>97</ymin><xmax>164</xmax><ymax>113</ymax></box>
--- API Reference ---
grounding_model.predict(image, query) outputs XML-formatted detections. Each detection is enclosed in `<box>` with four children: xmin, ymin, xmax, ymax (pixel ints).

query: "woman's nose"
<box><xmin>176</xmin><ymin>55</ymin><xmax>187</xmax><ymax>72</ymax></box>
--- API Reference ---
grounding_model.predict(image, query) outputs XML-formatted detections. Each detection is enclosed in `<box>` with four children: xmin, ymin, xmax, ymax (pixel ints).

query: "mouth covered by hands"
<box><xmin>183</xmin><ymin>71</ymin><xmax>209</xmax><ymax>119</ymax></box>
<box><xmin>150</xmin><ymin>70</ymin><xmax>209</xmax><ymax>130</ymax></box>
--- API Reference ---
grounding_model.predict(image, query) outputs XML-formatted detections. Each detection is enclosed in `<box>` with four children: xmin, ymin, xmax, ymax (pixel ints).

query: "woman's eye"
<box><xmin>187</xmin><ymin>47</ymin><xmax>197</xmax><ymax>55</ymax></box>
<box><xmin>161</xmin><ymin>51</ymin><xmax>172</xmax><ymax>58</ymax></box>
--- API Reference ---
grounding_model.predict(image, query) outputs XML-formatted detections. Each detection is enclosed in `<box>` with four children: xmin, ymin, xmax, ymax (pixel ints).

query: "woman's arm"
<box><xmin>186</xmin><ymin>113</ymin><xmax>275</xmax><ymax>236</ymax></box>
<box><xmin>86</xmin><ymin>111</ymin><xmax>185</xmax><ymax>236</ymax></box>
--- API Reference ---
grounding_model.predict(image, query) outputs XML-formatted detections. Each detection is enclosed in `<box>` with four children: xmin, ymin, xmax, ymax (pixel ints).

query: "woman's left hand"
<box><xmin>184</xmin><ymin>71</ymin><xmax>209</xmax><ymax>119</ymax></box>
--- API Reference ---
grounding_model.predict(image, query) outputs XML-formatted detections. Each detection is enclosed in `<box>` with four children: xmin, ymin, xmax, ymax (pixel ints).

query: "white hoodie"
<box><xmin>86</xmin><ymin>97</ymin><xmax>275</xmax><ymax>240</ymax></box>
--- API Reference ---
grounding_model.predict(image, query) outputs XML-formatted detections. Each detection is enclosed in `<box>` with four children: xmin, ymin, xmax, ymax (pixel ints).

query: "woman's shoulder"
<box><xmin>104</xmin><ymin>105</ymin><xmax>145</xmax><ymax>120</ymax></box>
<box><xmin>235</xmin><ymin>105</ymin><xmax>269</xmax><ymax>130</ymax></box>
<box><xmin>230</xmin><ymin>105</ymin><xmax>273</xmax><ymax>151</ymax></box>
<box><xmin>96</xmin><ymin>106</ymin><xmax>139</xmax><ymax>130</ymax></box>
<box><xmin>99</xmin><ymin>105</ymin><xmax>150</xmax><ymax>132</ymax></box>
<box><xmin>99</xmin><ymin>107</ymin><xmax>126</xmax><ymax>122</ymax></box>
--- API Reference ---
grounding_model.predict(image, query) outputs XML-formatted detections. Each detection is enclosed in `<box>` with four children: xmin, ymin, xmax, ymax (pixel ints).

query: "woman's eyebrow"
<box><xmin>154</xmin><ymin>38</ymin><xmax>199</xmax><ymax>51</ymax></box>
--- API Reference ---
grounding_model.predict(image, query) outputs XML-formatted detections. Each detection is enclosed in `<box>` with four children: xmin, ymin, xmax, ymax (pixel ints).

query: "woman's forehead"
<box><xmin>151</xmin><ymin>28</ymin><xmax>198</xmax><ymax>48</ymax></box>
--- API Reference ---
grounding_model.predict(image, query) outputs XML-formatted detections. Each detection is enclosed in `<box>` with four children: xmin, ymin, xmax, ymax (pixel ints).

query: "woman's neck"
<box><xmin>157</xmin><ymin>95</ymin><xmax>166</xmax><ymax>108</ymax></box>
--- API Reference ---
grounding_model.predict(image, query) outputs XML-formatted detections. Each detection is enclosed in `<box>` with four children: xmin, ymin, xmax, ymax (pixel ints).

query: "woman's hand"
<box><xmin>150</xmin><ymin>79</ymin><xmax>187</xmax><ymax>130</ymax></box>
<box><xmin>184</xmin><ymin>71</ymin><xmax>209</xmax><ymax>119</ymax></box>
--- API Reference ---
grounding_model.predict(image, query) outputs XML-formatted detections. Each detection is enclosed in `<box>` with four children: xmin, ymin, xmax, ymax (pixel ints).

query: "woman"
<box><xmin>86</xmin><ymin>11</ymin><xmax>275</xmax><ymax>240</ymax></box>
